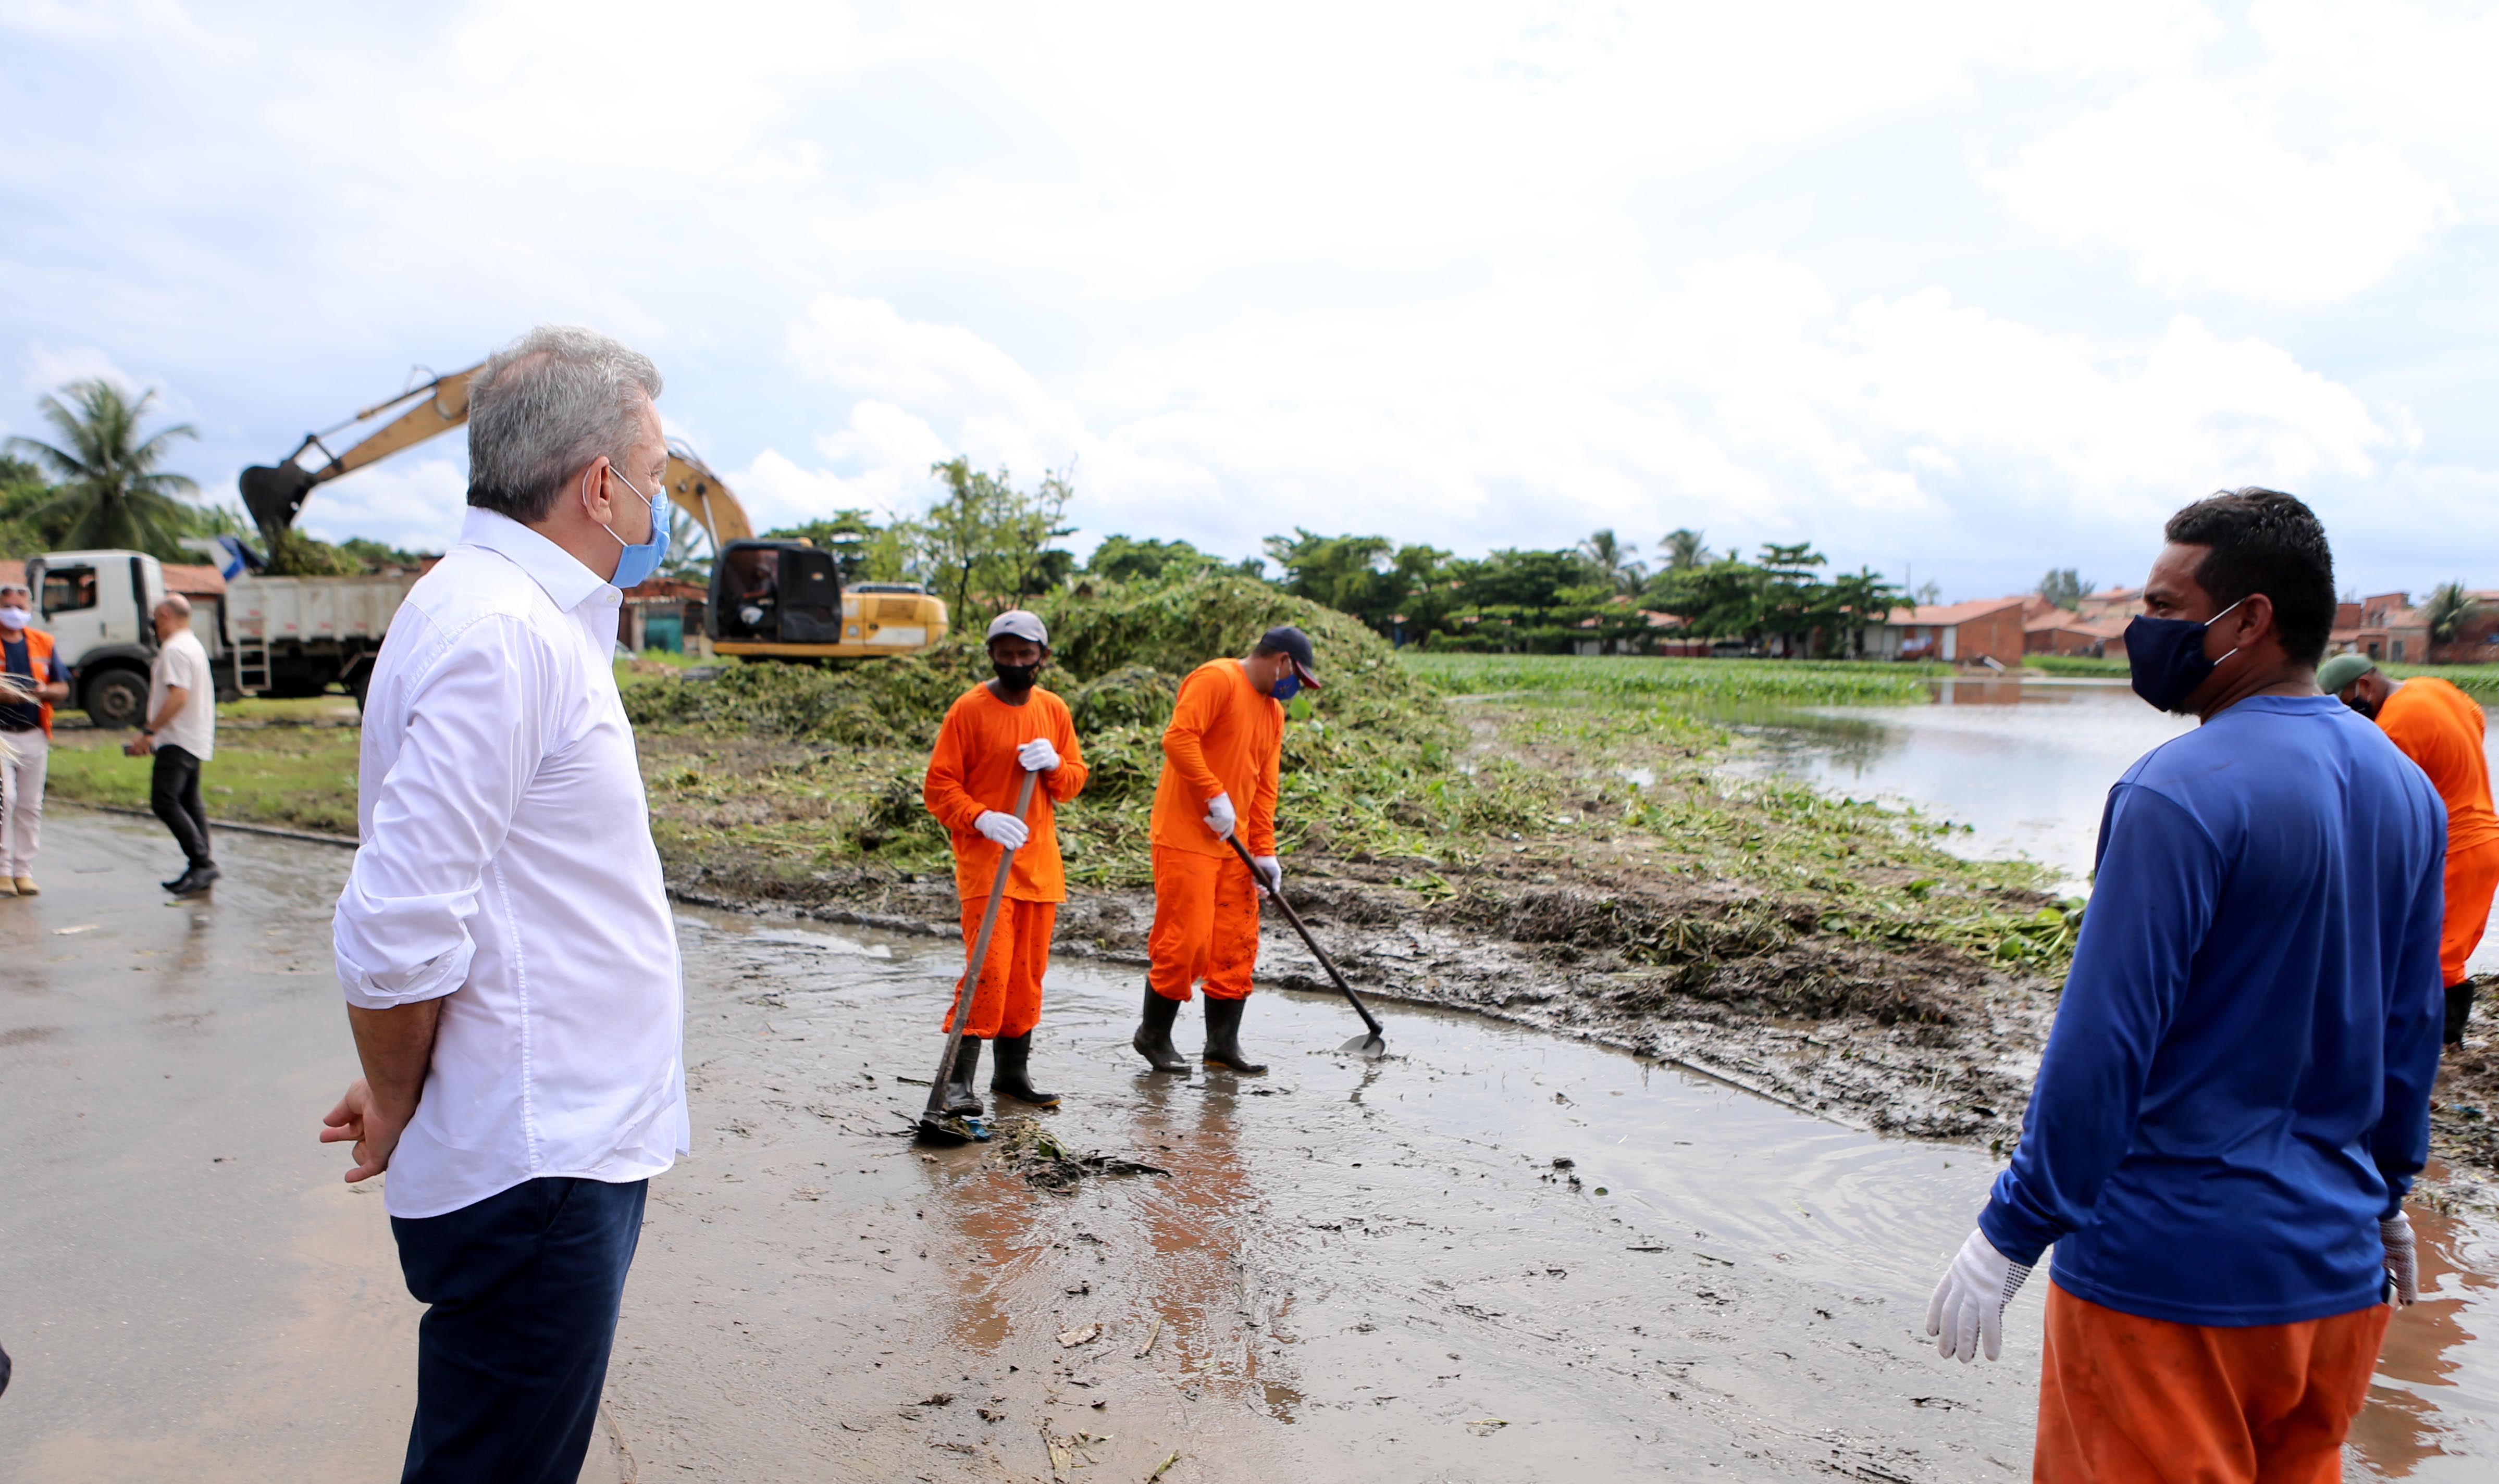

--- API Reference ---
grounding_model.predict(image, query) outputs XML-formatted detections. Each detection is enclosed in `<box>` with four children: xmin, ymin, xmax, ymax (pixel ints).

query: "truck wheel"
<box><xmin>82</xmin><ymin>667</ymin><xmax>150</xmax><ymax>729</ymax></box>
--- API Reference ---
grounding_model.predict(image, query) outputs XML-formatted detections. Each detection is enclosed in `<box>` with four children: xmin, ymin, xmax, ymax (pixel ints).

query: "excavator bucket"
<box><xmin>240</xmin><ymin>460</ymin><xmax>318</xmax><ymax>546</ymax></box>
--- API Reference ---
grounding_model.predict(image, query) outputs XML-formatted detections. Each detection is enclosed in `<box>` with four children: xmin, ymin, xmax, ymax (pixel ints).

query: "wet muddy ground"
<box><xmin>4</xmin><ymin>812</ymin><xmax>2494</xmax><ymax>1481</ymax></box>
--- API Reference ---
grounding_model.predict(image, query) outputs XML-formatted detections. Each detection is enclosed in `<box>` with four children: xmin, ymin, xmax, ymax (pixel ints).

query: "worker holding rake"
<box><xmin>923</xmin><ymin>610</ymin><xmax>1088</xmax><ymax>1113</ymax></box>
<box><xmin>1131</xmin><ymin>625</ymin><xmax>1321</xmax><ymax>1075</ymax></box>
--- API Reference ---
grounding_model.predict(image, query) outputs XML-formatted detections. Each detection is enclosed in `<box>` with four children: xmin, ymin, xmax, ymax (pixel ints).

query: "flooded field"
<box><xmin>1734</xmin><ymin>676</ymin><xmax>2499</xmax><ymax>977</ymax></box>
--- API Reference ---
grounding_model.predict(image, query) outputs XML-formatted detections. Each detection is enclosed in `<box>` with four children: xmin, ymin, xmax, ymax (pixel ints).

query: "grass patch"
<box><xmin>1400</xmin><ymin>653</ymin><xmax>1948</xmax><ymax>708</ymax></box>
<box><xmin>2384</xmin><ymin>662</ymin><xmax>2499</xmax><ymax>700</ymax></box>
<box><xmin>2023</xmin><ymin>654</ymin><xmax>2129</xmax><ymax>677</ymax></box>
<box><xmin>44</xmin><ymin>701</ymin><xmax>363</xmax><ymax>837</ymax></box>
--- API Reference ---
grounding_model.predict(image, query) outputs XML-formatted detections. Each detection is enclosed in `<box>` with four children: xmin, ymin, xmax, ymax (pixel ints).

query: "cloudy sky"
<box><xmin>4</xmin><ymin>1</ymin><xmax>2494</xmax><ymax>601</ymax></box>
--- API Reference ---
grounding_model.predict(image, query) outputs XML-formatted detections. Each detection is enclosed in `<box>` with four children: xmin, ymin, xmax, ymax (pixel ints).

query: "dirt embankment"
<box><xmin>672</xmin><ymin>848</ymin><xmax>2499</xmax><ymax>1210</ymax></box>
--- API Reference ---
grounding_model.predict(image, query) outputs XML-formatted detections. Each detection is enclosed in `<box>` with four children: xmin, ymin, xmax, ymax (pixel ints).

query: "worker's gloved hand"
<box><xmin>2383</xmin><ymin>1211</ymin><xmax>2419</xmax><ymax>1305</ymax></box>
<box><xmin>1017</xmin><ymin>737</ymin><xmax>1060</xmax><ymax>773</ymax></box>
<box><xmin>973</xmin><ymin>810</ymin><xmax>1030</xmax><ymax>850</ymax></box>
<box><xmin>1925</xmin><ymin>1227</ymin><xmax>2032</xmax><ymax>1363</ymax></box>
<box><xmin>1203</xmin><ymin>792</ymin><xmax>1237</xmax><ymax>839</ymax></box>
<box><xmin>1252</xmin><ymin>855</ymin><xmax>1283</xmax><ymax>894</ymax></box>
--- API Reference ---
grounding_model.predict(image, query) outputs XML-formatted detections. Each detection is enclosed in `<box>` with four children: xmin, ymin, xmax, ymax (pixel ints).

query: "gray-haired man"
<box><xmin>321</xmin><ymin>326</ymin><xmax>687</xmax><ymax>1484</ymax></box>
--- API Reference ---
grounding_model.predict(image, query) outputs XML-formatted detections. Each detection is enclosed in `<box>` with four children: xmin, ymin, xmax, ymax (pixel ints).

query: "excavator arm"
<box><xmin>239</xmin><ymin>364</ymin><xmax>753</xmax><ymax>548</ymax></box>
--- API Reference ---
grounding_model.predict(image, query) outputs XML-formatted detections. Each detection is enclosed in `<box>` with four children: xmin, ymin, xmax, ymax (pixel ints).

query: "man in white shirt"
<box><xmin>122</xmin><ymin>593</ymin><xmax>218</xmax><ymax>895</ymax></box>
<box><xmin>320</xmin><ymin>325</ymin><xmax>688</xmax><ymax>1484</ymax></box>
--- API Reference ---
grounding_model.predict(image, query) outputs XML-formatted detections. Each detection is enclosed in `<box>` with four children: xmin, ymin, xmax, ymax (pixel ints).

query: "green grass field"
<box><xmin>1400</xmin><ymin>652</ymin><xmax>1950</xmax><ymax>707</ymax></box>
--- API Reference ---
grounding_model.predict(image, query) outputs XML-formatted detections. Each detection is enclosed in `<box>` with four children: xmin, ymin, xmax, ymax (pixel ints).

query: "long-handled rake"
<box><xmin>1225</xmin><ymin>835</ymin><xmax>1389</xmax><ymax>1057</ymax></box>
<box><xmin>915</xmin><ymin>768</ymin><xmax>1039</xmax><ymax>1145</ymax></box>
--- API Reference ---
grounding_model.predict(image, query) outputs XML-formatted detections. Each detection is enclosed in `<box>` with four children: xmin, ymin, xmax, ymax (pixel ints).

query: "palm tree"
<box><xmin>1660</xmin><ymin>527</ymin><xmax>1711</xmax><ymax>571</ymax></box>
<box><xmin>5</xmin><ymin>380</ymin><xmax>199</xmax><ymax>554</ymax></box>
<box><xmin>2426</xmin><ymin>581</ymin><xmax>2479</xmax><ymax>644</ymax></box>
<box><xmin>1577</xmin><ymin>528</ymin><xmax>1646</xmax><ymax>593</ymax></box>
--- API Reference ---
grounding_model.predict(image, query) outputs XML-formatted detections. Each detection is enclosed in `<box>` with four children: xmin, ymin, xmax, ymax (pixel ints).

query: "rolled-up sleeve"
<box><xmin>333</xmin><ymin>614</ymin><xmax>556</xmax><ymax>1009</ymax></box>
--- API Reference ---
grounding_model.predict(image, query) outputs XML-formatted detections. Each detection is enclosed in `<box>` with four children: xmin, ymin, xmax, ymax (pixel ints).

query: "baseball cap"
<box><xmin>1258</xmin><ymin>624</ymin><xmax>1321</xmax><ymax>689</ymax></box>
<box><xmin>986</xmin><ymin>610</ymin><xmax>1048</xmax><ymax>645</ymax></box>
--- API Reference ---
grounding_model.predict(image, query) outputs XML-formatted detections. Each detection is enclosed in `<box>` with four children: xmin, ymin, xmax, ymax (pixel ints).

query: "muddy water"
<box><xmin>608</xmin><ymin>908</ymin><xmax>2499</xmax><ymax>1480</ymax></box>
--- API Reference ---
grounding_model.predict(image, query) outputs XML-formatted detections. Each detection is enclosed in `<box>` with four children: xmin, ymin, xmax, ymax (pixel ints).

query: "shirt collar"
<box><xmin>457</xmin><ymin>507</ymin><xmax>615</xmax><ymax>613</ymax></box>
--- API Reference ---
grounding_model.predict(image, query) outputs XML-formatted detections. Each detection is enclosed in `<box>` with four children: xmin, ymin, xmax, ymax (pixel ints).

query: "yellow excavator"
<box><xmin>238</xmin><ymin>363</ymin><xmax>948</xmax><ymax>659</ymax></box>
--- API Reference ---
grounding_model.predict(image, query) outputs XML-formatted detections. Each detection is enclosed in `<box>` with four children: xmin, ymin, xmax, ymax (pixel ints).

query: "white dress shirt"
<box><xmin>148</xmin><ymin>628</ymin><xmax>217</xmax><ymax>759</ymax></box>
<box><xmin>333</xmin><ymin>507</ymin><xmax>687</xmax><ymax>1219</ymax></box>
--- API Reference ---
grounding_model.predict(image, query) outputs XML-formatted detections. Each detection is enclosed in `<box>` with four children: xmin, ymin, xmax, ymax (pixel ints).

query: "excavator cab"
<box><xmin>710</xmin><ymin>540</ymin><xmax>840</xmax><ymax>646</ymax></box>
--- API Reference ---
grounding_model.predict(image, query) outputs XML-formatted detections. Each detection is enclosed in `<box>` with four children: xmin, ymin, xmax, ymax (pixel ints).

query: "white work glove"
<box><xmin>1252</xmin><ymin>855</ymin><xmax>1282</xmax><ymax>894</ymax></box>
<box><xmin>1926</xmin><ymin>1227</ymin><xmax>2032</xmax><ymax>1363</ymax></box>
<box><xmin>1202</xmin><ymin>791</ymin><xmax>1236</xmax><ymax>839</ymax></box>
<box><xmin>1017</xmin><ymin>737</ymin><xmax>1060</xmax><ymax>773</ymax></box>
<box><xmin>2383</xmin><ymin>1212</ymin><xmax>2418</xmax><ymax>1306</ymax></box>
<box><xmin>973</xmin><ymin>810</ymin><xmax>1030</xmax><ymax>850</ymax></box>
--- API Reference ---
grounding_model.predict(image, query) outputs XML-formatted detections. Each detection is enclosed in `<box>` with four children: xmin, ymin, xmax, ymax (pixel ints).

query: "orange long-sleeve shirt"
<box><xmin>1150</xmin><ymin>659</ymin><xmax>1281</xmax><ymax>858</ymax></box>
<box><xmin>923</xmin><ymin>683</ymin><xmax>1088</xmax><ymax>903</ymax></box>
<box><xmin>2378</xmin><ymin>676</ymin><xmax>2499</xmax><ymax>854</ymax></box>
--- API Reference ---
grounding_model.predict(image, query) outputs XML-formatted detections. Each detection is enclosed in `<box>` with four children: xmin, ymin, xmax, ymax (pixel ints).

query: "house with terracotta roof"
<box><xmin>2074</xmin><ymin>586</ymin><xmax>2145</xmax><ymax>623</ymax></box>
<box><xmin>2329</xmin><ymin>591</ymin><xmax>2432</xmax><ymax>665</ymax></box>
<box><xmin>1859</xmin><ymin>596</ymin><xmax>2027</xmax><ymax>667</ymax></box>
<box><xmin>2024</xmin><ymin>609</ymin><xmax>2130</xmax><ymax>658</ymax></box>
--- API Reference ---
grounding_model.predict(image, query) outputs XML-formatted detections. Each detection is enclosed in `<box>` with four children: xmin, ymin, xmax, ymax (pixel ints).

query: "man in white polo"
<box><xmin>321</xmin><ymin>325</ymin><xmax>687</xmax><ymax>1483</ymax></box>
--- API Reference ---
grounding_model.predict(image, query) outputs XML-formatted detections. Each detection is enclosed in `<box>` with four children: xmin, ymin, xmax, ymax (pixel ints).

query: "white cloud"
<box><xmin>1990</xmin><ymin>81</ymin><xmax>2455</xmax><ymax>303</ymax></box>
<box><xmin>293</xmin><ymin>457</ymin><xmax>468</xmax><ymax>554</ymax></box>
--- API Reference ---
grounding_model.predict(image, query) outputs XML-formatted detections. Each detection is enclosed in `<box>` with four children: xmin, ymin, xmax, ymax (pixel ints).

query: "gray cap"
<box><xmin>986</xmin><ymin>609</ymin><xmax>1048</xmax><ymax>645</ymax></box>
<box><xmin>2317</xmin><ymin>653</ymin><xmax>2376</xmax><ymax>694</ymax></box>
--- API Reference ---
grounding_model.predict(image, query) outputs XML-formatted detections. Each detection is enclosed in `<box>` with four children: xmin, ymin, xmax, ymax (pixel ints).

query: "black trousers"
<box><xmin>2448</xmin><ymin>981</ymin><xmax>2477</xmax><ymax>1046</ymax></box>
<box><xmin>149</xmin><ymin>744</ymin><xmax>212</xmax><ymax>867</ymax></box>
<box><xmin>392</xmin><ymin>1176</ymin><xmax>648</xmax><ymax>1484</ymax></box>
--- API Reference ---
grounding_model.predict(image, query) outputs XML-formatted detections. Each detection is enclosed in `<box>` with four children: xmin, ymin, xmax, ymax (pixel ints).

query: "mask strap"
<box><xmin>2206</xmin><ymin>598</ymin><xmax>2246</xmax><ymax>667</ymax></box>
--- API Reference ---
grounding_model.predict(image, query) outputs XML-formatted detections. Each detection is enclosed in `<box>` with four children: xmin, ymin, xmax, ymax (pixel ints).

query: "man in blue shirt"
<box><xmin>1924</xmin><ymin>489</ymin><xmax>2444</xmax><ymax>1482</ymax></box>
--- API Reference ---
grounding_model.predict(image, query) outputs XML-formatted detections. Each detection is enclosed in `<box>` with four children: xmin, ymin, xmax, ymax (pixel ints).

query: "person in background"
<box><xmin>1</xmin><ymin>580</ymin><xmax>69</xmax><ymax>896</ymax></box>
<box><xmin>322</xmin><ymin>326</ymin><xmax>688</xmax><ymax>1484</ymax></box>
<box><xmin>1923</xmin><ymin>489</ymin><xmax>2444</xmax><ymax>1483</ymax></box>
<box><xmin>1130</xmin><ymin>625</ymin><xmax>1319</xmax><ymax>1076</ymax></box>
<box><xmin>2321</xmin><ymin>652</ymin><xmax>2499</xmax><ymax>1044</ymax></box>
<box><xmin>921</xmin><ymin>609</ymin><xmax>1089</xmax><ymax>1111</ymax></box>
<box><xmin>123</xmin><ymin>593</ymin><xmax>217</xmax><ymax>895</ymax></box>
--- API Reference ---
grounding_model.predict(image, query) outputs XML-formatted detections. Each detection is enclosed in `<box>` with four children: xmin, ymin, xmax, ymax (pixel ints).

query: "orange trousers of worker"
<box><xmin>2440</xmin><ymin>836</ymin><xmax>2499</xmax><ymax>984</ymax></box>
<box><xmin>2034</xmin><ymin>1282</ymin><xmax>2389</xmax><ymax>1484</ymax></box>
<box><xmin>942</xmin><ymin>897</ymin><xmax>1056</xmax><ymax>1040</ymax></box>
<box><xmin>1146</xmin><ymin>845</ymin><xmax>1260</xmax><ymax>1002</ymax></box>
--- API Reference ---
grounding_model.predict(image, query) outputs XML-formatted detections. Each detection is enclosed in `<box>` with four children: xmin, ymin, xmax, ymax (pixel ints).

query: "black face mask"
<box><xmin>2123</xmin><ymin>598</ymin><xmax>2242</xmax><ymax>715</ymax></box>
<box><xmin>993</xmin><ymin>661</ymin><xmax>1041</xmax><ymax>694</ymax></box>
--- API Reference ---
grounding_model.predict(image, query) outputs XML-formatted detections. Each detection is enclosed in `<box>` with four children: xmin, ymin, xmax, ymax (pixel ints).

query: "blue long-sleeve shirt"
<box><xmin>1980</xmin><ymin>694</ymin><xmax>2446</xmax><ymax>1327</ymax></box>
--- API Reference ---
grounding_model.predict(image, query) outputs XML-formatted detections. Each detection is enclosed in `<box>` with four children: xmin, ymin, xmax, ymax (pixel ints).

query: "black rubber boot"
<box><xmin>1132</xmin><ymin>987</ymin><xmax>1190</xmax><ymax>1074</ymax></box>
<box><xmin>990</xmin><ymin>1034</ymin><xmax>1060</xmax><ymax>1107</ymax></box>
<box><xmin>1203</xmin><ymin>996</ymin><xmax>1268</xmax><ymax>1074</ymax></box>
<box><xmin>2447</xmin><ymin>981</ymin><xmax>2476</xmax><ymax>1046</ymax></box>
<box><xmin>943</xmin><ymin>1038</ymin><xmax>986</xmax><ymax>1116</ymax></box>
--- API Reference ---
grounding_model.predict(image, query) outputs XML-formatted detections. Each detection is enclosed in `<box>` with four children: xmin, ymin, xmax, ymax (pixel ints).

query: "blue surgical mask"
<box><xmin>598</xmin><ymin>465</ymin><xmax>670</xmax><ymax>589</ymax></box>
<box><xmin>2123</xmin><ymin>598</ymin><xmax>2243</xmax><ymax>715</ymax></box>
<box><xmin>1270</xmin><ymin>672</ymin><xmax>1302</xmax><ymax>703</ymax></box>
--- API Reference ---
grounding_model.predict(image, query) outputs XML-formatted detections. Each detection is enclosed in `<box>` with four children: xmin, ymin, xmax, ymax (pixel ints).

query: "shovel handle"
<box><xmin>1226</xmin><ymin>834</ymin><xmax>1385</xmax><ymax>1039</ymax></box>
<box><xmin>922</xmin><ymin>767</ymin><xmax>1041</xmax><ymax>1120</ymax></box>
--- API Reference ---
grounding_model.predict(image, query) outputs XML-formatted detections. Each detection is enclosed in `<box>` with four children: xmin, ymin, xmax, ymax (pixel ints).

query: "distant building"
<box><xmin>2328</xmin><ymin>591</ymin><xmax>2432</xmax><ymax>665</ymax></box>
<box><xmin>621</xmin><ymin>576</ymin><xmax>709</xmax><ymax>653</ymax></box>
<box><xmin>2025</xmin><ymin>610</ymin><xmax>2130</xmax><ymax>658</ymax></box>
<box><xmin>1861</xmin><ymin>597</ymin><xmax>2027</xmax><ymax>667</ymax></box>
<box><xmin>2074</xmin><ymin>586</ymin><xmax>2146</xmax><ymax>623</ymax></box>
<box><xmin>2429</xmin><ymin>590</ymin><xmax>2499</xmax><ymax>664</ymax></box>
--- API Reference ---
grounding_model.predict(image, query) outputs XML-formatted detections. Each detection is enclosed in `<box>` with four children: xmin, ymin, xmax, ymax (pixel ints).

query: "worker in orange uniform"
<box><xmin>1131</xmin><ymin>625</ymin><xmax>1321</xmax><ymax>1076</ymax></box>
<box><xmin>923</xmin><ymin>610</ymin><xmax>1088</xmax><ymax>1112</ymax></box>
<box><xmin>2323</xmin><ymin>651</ymin><xmax>2499</xmax><ymax>1043</ymax></box>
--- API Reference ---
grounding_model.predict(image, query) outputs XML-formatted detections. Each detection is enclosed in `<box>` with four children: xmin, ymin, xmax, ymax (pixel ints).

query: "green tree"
<box><xmin>1577</xmin><ymin>529</ymin><xmax>1646</xmax><ymax>593</ymax></box>
<box><xmin>2036</xmin><ymin>567</ymin><xmax>2092</xmax><ymax>610</ymax></box>
<box><xmin>2426</xmin><ymin>581</ymin><xmax>2479</xmax><ymax>644</ymax></box>
<box><xmin>764</xmin><ymin>508</ymin><xmax>883</xmax><ymax>582</ymax></box>
<box><xmin>661</xmin><ymin>504</ymin><xmax>714</xmax><ymax>585</ymax></box>
<box><xmin>897</xmin><ymin>458</ymin><xmax>1076</xmax><ymax>619</ymax></box>
<box><xmin>1085</xmin><ymin>533</ymin><xmax>1226</xmax><ymax>585</ymax></box>
<box><xmin>4</xmin><ymin>380</ymin><xmax>202</xmax><ymax>557</ymax></box>
<box><xmin>1824</xmin><ymin>567</ymin><xmax>1905</xmax><ymax>657</ymax></box>
<box><xmin>1659</xmin><ymin>527</ymin><xmax>1711</xmax><ymax>571</ymax></box>
<box><xmin>1646</xmin><ymin>558</ymin><xmax>1767</xmax><ymax>643</ymax></box>
<box><xmin>1755</xmin><ymin>542</ymin><xmax>1830</xmax><ymax>654</ymax></box>
<box><xmin>1</xmin><ymin>453</ymin><xmax>53</xmax><ymax>557</ymax></box>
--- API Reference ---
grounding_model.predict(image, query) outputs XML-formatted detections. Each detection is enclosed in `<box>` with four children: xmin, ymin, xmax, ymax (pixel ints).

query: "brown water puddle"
<box><xmin>604</xmin><ymin>909</ymin><xmax>2499</xmax><ymax>1480</ymax></box>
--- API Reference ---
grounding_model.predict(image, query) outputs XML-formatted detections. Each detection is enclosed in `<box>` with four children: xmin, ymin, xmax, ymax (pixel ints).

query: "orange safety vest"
<box><xmin>4</xmin><ymin>625</ymin><xmax>57</xmax><ymax>738</ymax></box>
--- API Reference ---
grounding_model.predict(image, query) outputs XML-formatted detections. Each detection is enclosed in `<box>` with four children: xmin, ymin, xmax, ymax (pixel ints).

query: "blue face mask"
<box><xmin>2123</xmin><ymin>598</ymin><xmax>2242</xmax><ymax>714</ymax></box>
<box><xmin>1269</xmin><ymin>671</ymin><xmax>1302</xmax><ymax>704</ymax></box>
<box><xmin>599</xmin><ymin>465</ymin><xmax>670</xmax><ymax>589</ymax></box>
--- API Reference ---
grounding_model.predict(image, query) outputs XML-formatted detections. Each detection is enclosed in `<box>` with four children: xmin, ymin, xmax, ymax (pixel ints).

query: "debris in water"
<box><xmin>1146</xmin><ymin>1450</ymin><xmax>1181</xmax><ymax>1482</ymax></box>
<box><xmin>995</xmin><ymin>1120</ymin><xmax>1170</xmax><ymax>1191</ymax></box>
<box><xmin>1058</xmin><ymin>1323</ymin><xmax>1102</xmax><ymax>1349</ymax></box>
<box><xmin>1550</xmin><ymin>1157</ymin><xmax>1575</xmax><ymax>1169</ymax></box>
<box><xmin>52</xmin><ymin>924</ymin><xmax>99</xmax><ymax>936</ymax></box>
<box><xmin>1134</xmin><ymin>1316</ymin><xmax>1162</xmax><ymax>1357</ymax></box>
<box><xmin>1467</xmin><ymin>1417</ymin><xmax>1510</xmax><ymax>1436</ymax></box>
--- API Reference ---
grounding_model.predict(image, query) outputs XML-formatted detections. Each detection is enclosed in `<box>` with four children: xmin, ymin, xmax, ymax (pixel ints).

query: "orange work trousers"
<box><xmin>1146</xmin><ymin>845</ymin><xmax>1260</xmax><ymax>1003</ymax></box>
<box><xmin>943</xmin><ymin>897</ymin><xmax>1056</xmax><ymax>1040</ymax></box>
<box><xmin>2440</xmin><ymin>836</ymin><xmax>2499</xmax><ymax>985</ymax></box>
<box><xmin>2034</xmin><ymin>1281</ymin><xmax>2388</xmax><ymax>1484</ymax></box>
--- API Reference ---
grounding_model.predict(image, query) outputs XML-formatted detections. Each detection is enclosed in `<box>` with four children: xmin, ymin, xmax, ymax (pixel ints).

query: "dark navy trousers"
<box><xmin>391</xmin><ymin>1175</ymin><xmax>648</xmax><ymax>1484</ymax></box>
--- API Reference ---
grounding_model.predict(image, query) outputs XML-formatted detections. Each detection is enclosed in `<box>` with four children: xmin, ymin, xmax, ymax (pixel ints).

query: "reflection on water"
<box><xmin>1727</xmin><ymin>675</ymin><xmax>2498</xmax><ymax>1478</ymax></box>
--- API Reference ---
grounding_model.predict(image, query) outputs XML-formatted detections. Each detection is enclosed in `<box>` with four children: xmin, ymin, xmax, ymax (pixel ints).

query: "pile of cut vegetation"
<box><xmin>621</xmin><ymin>573</ymin><xmax>1468</xmax><ymax>883</ymax></box>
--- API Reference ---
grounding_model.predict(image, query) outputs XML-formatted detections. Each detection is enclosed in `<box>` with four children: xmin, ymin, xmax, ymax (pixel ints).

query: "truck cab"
<box><xmin>22</xmin><ymin>550</ymin><xmax>168</xmax><ymax>728</ymax></box>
